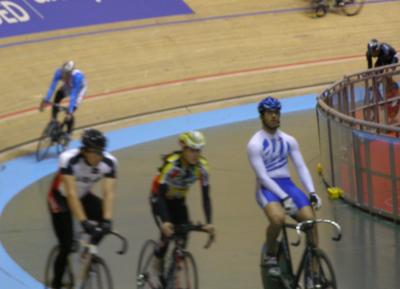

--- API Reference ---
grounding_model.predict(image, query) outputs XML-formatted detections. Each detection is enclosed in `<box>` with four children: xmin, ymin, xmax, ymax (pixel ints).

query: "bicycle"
<box><xmin>312</xmin><ymin>0</ymin><xmax>365</xmax><ymax>17</ymax></box>
<box><xmin>44</xmin><ymin>230</ymin><xmax>128</xmax><ymax>289</ymax></box>
<box><xmin>261</xmin><ymin>219</ymin><xmax>342</xmax><ymax>289</ymax></box>
<box><xmin>36</xmin><ymin>102</ymin><xmax>71</xmax><ymax>162</ymax></box>
<box><xmin>136</xmin><ymin>223</ymin><xmax>214</xmax><ymax>289</ymax></box>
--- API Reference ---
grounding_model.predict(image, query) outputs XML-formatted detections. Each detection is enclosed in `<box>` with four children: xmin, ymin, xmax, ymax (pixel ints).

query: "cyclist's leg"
<box><xmin>64</xmin><ymin>107</ymin><xmax>77</xmax><ymax>135</ymax></box>
<box><xmin>65</xmin><ymin>86</ymin><xmax>85</xmax><ymax>135</ymax></box>
<box><xmin>48</xmin><ymin>191</ymin><xmax>73</xmax><ymax>289</ymax></box>
<box><xmin>171</xmin><ymin>200</ymin><xmax>190</xmax><ymax>247</ymax></box>
<box><xmin>257</xmin><ymin>187</ymin><xmax>285</xmax><ymax>257</ymax></box>
<box><xmin>81</xmin><ymin>192</ymin><xmax>104</xmax><ymax>243</ymax></box>
<box><xmin>257</xmin><ymin>187</ymin><xmax>285</xmax><ymax>276</ymax></box>
<box><xmin>53</xmin><ymin>88</ymin><xmax>67</xmax><ymax>120</ymax></box>
<box><xmin>281</xmin><ymin>180</ymin><xmax>316</xmax><ymax>244</ymax></box>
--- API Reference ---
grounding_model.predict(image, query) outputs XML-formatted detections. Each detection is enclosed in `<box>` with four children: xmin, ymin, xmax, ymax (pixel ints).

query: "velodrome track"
<box><xmin>1</xmin><ymin>1</ymin><xmax>400</xmax><ymax>288</ymax></box>
<box><xmin>2</xmin><ymin>98</ymin><xmax>400</xmax><ymax>289</ymax></box>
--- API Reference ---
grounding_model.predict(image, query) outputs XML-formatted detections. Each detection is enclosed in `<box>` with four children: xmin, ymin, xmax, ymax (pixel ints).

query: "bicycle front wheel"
<box><xmin>304</xmin><ymin>248</ymin><xmax>337</xmax><ymax>289</ymax></box>
<box><xmin>44</xmin><ymin>246</ymin><xmax>74</xmax><ymax>289</ymax></box>
<box><xmin>80</xmin><ymin>256</ymin><xmax>113</xmax><ymax>289</ymax></box>
<box><xmin>136</xmin><ymin>240</ymin><xmax>159</xmax><ymax>289</ymax></box>
<box><xmin>36</xmin><ymin>122</ymin><xmax>56</xmax><ymax>161</ymax></box>
<box><xmin>341</xmin><ymin>0</ymin><xmax>365</xmax><ymax>16</ymax></box>
<box><xmin>166</xmin><ymin>252</ymin><xmax>198</xmax><ymax>289</ymax></box>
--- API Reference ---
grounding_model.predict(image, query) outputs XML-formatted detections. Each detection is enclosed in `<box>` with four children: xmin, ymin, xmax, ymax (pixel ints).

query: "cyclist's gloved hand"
<box><xmin>309</xmin><ymin>193</ymin><xmax>322</xmax><ymax>210</ymax></box>
<box><xmin>161</xmin><ymin>222</ymin><xmax>174</xmax><ymax>237</ymax></box>
<box><xmin>100</xmin><ymin>219</ymin><xmax>112</xmax><ymax>235</ymax></box>
<box><xmin>282</xmin><ymin>197</ymin><xmax>298</xmax><ymax>216</ymax></box>
<box><xmin>81</xmin><ymin>220</ymin><xmax>97</xmax><ymax>235</ymax></box>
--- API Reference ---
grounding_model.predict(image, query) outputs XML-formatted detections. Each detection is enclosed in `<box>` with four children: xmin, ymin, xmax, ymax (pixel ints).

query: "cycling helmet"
<box><xmin>179</xmin><ymin>131</ymin><xmax>206</xmax><ymax>150</ymax></box>
<box><xmin>81</xmin><ymin>129</ymin><xmax>107</xmax><ymax>151</ymax></box>
<box><xmin>367</xmin><ymin>39</ymin><xmax>379</xmax><ymax>53</ymax></box>
<box><xmin>258</xmin><ymin>96</ymin><xmax>282</xmax><ymax>114</ymax></box>
<box><xmin>61</xmin><ymin>60</ymin><xmax>75</xmax><ymax>75</ymax></box>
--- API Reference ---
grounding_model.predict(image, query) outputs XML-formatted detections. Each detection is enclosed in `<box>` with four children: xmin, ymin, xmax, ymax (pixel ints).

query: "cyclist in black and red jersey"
<box><xmin>366</xmin><ymin>39</ymin><xmax>398</xmax><ymax>69</ymax></box>
<box><xmin>148</xmin><ymin>131</ymin><xmax>215</xmax><ymax>288</ymax></box>
<box><xmin>47</xmin><ymin>129</ymin><xmax>117</xmax><ymax>289</ymax></box>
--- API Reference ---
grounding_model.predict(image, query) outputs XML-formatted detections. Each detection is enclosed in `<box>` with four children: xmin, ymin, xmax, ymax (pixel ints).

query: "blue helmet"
<box><xmin>258</xmin><ymin>96</ymin><xmax>282</xmax><ymax>114</ymax></box>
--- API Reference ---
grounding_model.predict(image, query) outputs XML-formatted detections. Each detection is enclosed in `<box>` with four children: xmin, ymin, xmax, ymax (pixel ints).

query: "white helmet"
<box><xmin>179</xmin><ymin>131</ymin><xmax>206</xmax><ymax>150</ymax></box>
<box><xmin>61</xmin><ymin>60</ymin><xmax>75</xmax><ymax>75</ymax></box>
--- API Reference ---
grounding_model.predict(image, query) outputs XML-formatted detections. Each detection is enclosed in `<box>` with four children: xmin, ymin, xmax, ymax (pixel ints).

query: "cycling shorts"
<box><xmin>256</xmin><ymin>177</ymin><xmax>311</xmax><ymax>210</ymax></box>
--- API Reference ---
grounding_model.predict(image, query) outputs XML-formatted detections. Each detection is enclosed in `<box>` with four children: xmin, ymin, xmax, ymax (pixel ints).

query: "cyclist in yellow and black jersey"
<box><xmin>149</xmin><ymin>131</ymin><xmax>215</xmax><ymax>288</ymax></box>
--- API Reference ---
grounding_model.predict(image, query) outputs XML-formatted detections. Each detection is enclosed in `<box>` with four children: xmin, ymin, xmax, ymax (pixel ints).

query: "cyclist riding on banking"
<box><xmin>47</xmin><ymin>129</ymin><xmax>117</xmax><ymax>289</ymax></box>
<box><xmin>40</xmin><ymin>60</ymin><xmax>87</xmax><ymax>140</ymax></box>
<box><xmin>366</xmin><ymin>39</ymin><xmax>399</xmax><ymax>69</ymax></box>
<box><xmin>246</xmin><ymin>96</ymin><xmax>322</xmax><ymax>288</ymax></box>
<box><xmin>149</xmin><ymin>131</ymin><xmax>215</xmax><ymax>288</ymax></box>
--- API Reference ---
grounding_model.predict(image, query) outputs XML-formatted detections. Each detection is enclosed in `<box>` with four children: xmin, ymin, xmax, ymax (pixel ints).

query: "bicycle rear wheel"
<box><xmin>303</xmin><ymin>248</ymin><xmax>337</xmax><ymax>289</ymax></box>
<box><xmin>166</xmin><ymin>252</ymin><xmax>198</xmax><ymax>289</ymax></box>
<box><xmin>136</xmin><ymin>240</ymin><xmax>158</xmax><ymax>289</ymax></box>
<box><xmin>80</xmin><ymin>256</ymin><xmax>113</xmax><ymax>289</ymax></box>
<box><xmin>44</xmin><ymin>246</ymin><xmax>74</xmax><ymax>289</ymax></box>
<box><xmin>36</xmin><ymin>122</ymin><xmax>56</xmax><ymax>161</ymax></box>
<box><xmin>341</xmin><ymin>0</ymin><xmax>365</xmax><ymax>16</ymax></box>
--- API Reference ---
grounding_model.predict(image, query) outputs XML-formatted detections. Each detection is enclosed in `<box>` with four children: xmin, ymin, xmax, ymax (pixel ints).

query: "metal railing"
<box><xmin>317</xmin><ymin>63</ymin><xmax>400</xmax><ymax>221</ymax></box>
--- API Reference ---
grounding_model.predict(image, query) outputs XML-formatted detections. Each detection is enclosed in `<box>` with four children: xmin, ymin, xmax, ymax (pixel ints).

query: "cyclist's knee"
<box><xmin>154</xmin><ymin>242</ymin><xmax>168</xmax><ymax>258</ymax></box>
<box><xmin>267</xmin><ymin>209</ymin><xmax>286</xmax><ymax>227</ymax></box>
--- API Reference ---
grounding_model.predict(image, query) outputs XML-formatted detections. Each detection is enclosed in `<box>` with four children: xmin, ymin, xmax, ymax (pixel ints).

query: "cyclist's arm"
<box><xmin>201</xmin><ymin>185</ymin><xmax>212</xmax><ymax>224</ymax></box>
<box><xmin>366</xmin><ymin>51</ymin><xmax>373</xmax><ymax>69</ymax></box>
<box><xmin>102</xmin><ymin>177</ymin><xmax>116</xmax><ymax>220</ymax></box>
<box><xmin>288</xmin><ymin>137</ymin><xmax>315</xmax><ymax>194</ymax></box>
<box><xmin>246</xmin><ymin>139</ymin><xmax>288</xmax><ymax>199</ymax></box>
<box><xmin>62</xmin><ymin>174</ymin><xmax>87</xmax><ymax>221</ymax></box>
<box><xmin>68</xmin><ymin>73</ymin><xmax>85</xmax><ymax>113</ymax></box>
<box><xmin>45</xmin><ymin>69</ymin><xmax>62</xmax><ymax>102</ymax></box>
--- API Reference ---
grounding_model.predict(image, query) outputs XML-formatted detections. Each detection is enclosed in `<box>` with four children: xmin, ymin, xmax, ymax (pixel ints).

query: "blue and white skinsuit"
<box><xmin>247</xmin><ymin>129</ymin><xmax>314</xmax><ymax>210</ymax></box>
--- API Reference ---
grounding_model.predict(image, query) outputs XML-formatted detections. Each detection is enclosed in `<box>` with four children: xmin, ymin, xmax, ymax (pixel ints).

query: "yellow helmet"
<box><xmin>179</xmin><ymin>131</ymin><xmax>206</xmax><ymax>149</ymax></box>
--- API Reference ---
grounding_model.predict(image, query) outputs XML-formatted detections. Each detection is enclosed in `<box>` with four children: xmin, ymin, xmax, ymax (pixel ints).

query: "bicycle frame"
<box><xmin>278</xmin><ymin>223</ymin><xmax>316</xmax><ymax>288</ymax></box>
<box><xmin>262</xmin><ymin>219</ymin><xmax>342</xmax><ymax>289</ymax></box>
<box><xmin>76</xmin><ymin>231</ymin><xmax>128</xmax><ymax>289</ymax></box>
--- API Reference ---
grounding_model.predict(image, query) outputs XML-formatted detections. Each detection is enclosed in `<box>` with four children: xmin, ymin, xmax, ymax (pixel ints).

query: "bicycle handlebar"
<box><xmin>289</xmin><ymin>219</ymin><xmax>342</xmax><ymax>247</ymax></box>
<box><xmin>79</xmin><ymin>230</ymin><xmax>129</xmax><ymax>255</ymax></box>
<box><xmin>108</xmin><ymin>231</ymin><xmax>129</xmax><ymax>255</ymax></box>
<box><xmin>171</xmin><ymin>224</ymin><xmax>215</xmax><ymax>249</ymax></box>
<box><xmin>43</xmin><ymin>101</ymin><xmax>69</xmax><ymax>112</ymax></box>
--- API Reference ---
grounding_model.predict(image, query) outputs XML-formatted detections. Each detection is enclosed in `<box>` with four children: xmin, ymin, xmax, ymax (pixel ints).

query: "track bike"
<box><xmin>44</xmin><ymin>231</ymin><xmax>128</xmax><ymax>289</ymax></box>
<box><xmin>312</xmin><ymin>0</ymin><xmax>365</xmax><ymax>17</ymax></box>
<box><xmin>37</xmin><ymin>102</ymin><xmax>71</xmax><ymax>161</ymax></box>
<box><xmin>261</xmin><ymin>219</ymin><xmax>342</xmax><ymax>289</ymax></box>
<box><xmin>136</xmin><ymin>224</ymin><xmax>214</xmax><ymax>289</ymax></box>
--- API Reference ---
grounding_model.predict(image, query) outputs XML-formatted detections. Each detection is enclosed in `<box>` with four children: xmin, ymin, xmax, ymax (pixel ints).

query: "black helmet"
<box><xmin>367</xmin><ymin>39</ymin><xmax>379</xmax><ymax>53</ymax></box>
<box><xmin>81</xmin><ymin>129</ymin><xmax>107</xmax><ymax>151</ymax></box>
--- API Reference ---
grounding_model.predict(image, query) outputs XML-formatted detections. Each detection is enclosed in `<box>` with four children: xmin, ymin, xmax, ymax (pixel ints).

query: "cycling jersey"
<box><xmin>45</xmin><ymin>69</ymin><xmax>87</xmax><ymax>113</ymax></box>
<box><xmin>150</xmin><ymin>151</ymin><xmax>211</xmax><ymax>224</ymax></box>
<box><xmin>48</xmin><ymin>148</ymin><xmax>117</xmax><ymax>212</ymax></box>
<box><xmin>247</xmin><ymin>129</ymin><xmax>315</xmax><ymax>205</ymax></box>
<box><xmin>151</xmin><ymin>151</ymin><xmax>209</xmax><ymax>199</ymax></box>
<box><xmin>366</xmin><ymin>43</ymin><xmax>399</xmax><ymax>69</ymax></box>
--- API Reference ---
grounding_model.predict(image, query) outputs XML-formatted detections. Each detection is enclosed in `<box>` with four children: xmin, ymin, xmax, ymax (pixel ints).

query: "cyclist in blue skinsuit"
<box><xmin>247</xmin><ymin>96</ymin><xmax>322</xmax><ymax>288</ymax></box>
<box><xmin>40</xmin><ymin>61</ymin><xmax>87</xmax><ymax>139</ymax></box>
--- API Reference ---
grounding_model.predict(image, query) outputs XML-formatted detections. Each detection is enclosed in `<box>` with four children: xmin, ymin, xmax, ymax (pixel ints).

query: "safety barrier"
<box><xmin>317</xmin><ymin>63</ymin><xmax>400</xmax><ymax>220</ymax></box>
